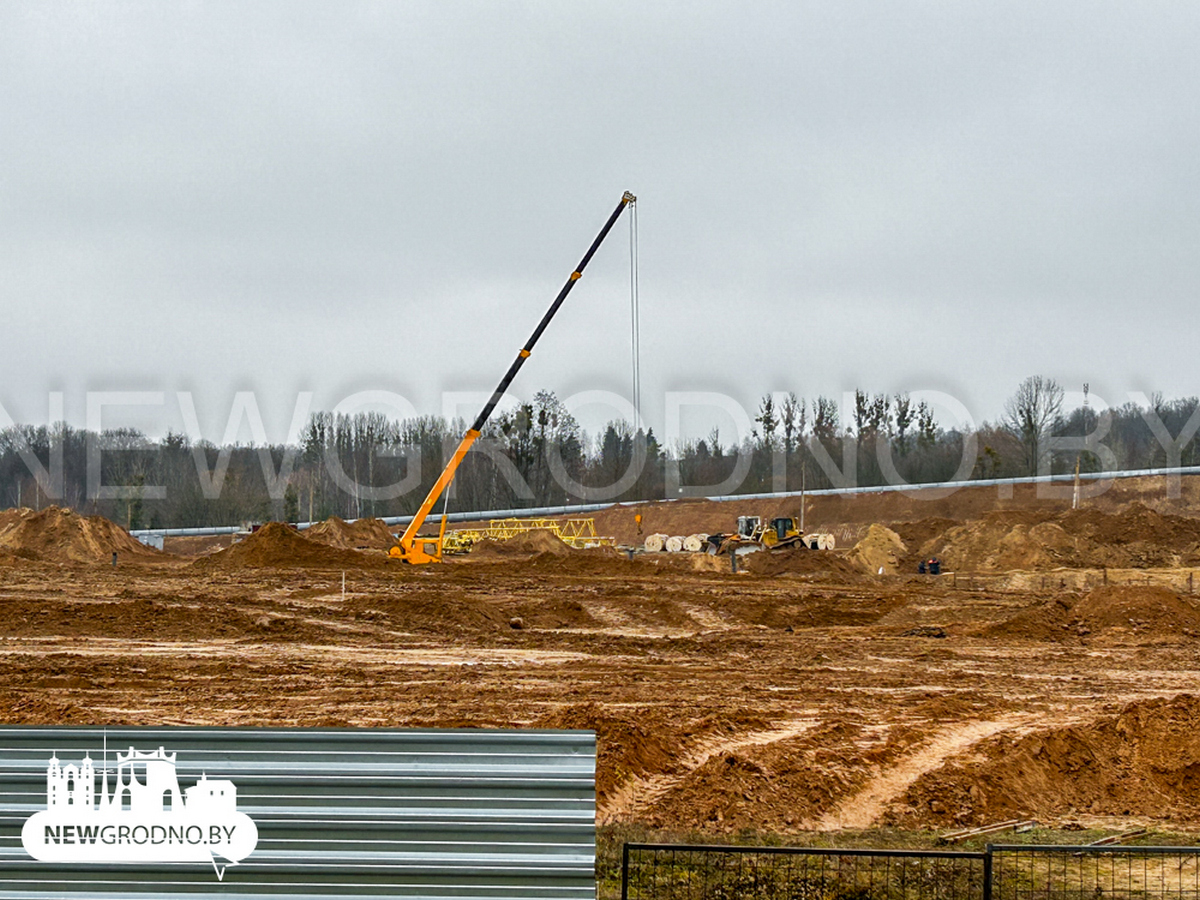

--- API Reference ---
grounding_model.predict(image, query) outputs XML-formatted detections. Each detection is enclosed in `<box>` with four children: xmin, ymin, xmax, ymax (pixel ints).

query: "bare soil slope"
<box><xmin>305</xmin><ymin>517</ymin><xmax>396</xmax><ymax>550</ymax></box>
<box><xmin>887</xmin><ymin>695</ymin><xmax>1200</xmax><ymax>827</ymax></box>
<box><xmin>468</xmin><ymin>530</ymin><xmax>573</xmax><ymax>559</ymax></box>
<box><xmin>194</xmin><ymin>522</ymin><xmax>388</xmax><ymax>569</ymax></box>
<box><xmin>0</xmin><ymin>507</ymin><xmax>156</xmax><ymax>564</ymax></box>
<box><xmin>919</xmin><ymin>504</ymin><xmax>1200</xmax><ymax>571</ymax></box>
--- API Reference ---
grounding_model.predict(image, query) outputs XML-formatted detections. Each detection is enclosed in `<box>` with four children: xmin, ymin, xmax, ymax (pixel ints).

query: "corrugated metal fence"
<box><xmin>0</xmin><ymin>726</ymin><xmax>596</xmax><ymax>899</ymax></box>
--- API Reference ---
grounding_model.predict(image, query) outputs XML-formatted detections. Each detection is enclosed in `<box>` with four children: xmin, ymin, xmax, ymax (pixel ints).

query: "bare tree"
<box><xmin>1004</xmin><ymin>376</ymin><xmax>1065</xmax><ymax>475</ymax></box>
<box><xmin>894</xmin><ymin>393</ymin><xmax>913</xmax><ymax>454</ymax></box>
<box><xmin>916</xmin><ymin>401</ymin><xmax>937</xmax><ymax>448</ymax></box>
<box><xmin>780</xmin><ymin>392</ymin><xmax>802</xmax><ymax>455</ymax></box>
<box><xmin>754</xmin><ymin>394</ymin><xmax>778</xmax><ymax>450</ymax></box>
<box><xmin>812</xmin><ymin>396</ymin><xmax>839</xmax><ymax>443</ymax></box>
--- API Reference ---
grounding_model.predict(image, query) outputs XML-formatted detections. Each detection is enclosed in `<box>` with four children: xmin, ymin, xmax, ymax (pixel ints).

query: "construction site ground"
<box><xmin>5</xmin><ymin>476</ymin><xmax>1200</xmax><ymax>851</ymax></box>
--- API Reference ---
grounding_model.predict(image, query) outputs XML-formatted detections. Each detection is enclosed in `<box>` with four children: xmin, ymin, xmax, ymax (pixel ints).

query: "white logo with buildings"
<box><xmin>21</xmin><ymin>746</ymin><xmax>258</xmax><ymax>878</ymax></box>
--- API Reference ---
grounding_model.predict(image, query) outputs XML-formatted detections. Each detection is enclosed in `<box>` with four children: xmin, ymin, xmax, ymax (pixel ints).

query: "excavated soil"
<box><xmin>9</xmin><ymin>478</ymin><xmax>1200</xmax><ymax>837</ymax></box>
<box><xmin>886</xmin><ymin>694</ymin><xmax>1200</xmax><ymax>828</ymax></box>
<box><xmin>467</xmin><ymin>530</ymin><xmax>574</xmax><ymax>559</ymax></box>
<box><xmin>0</xmin><ymin>507</ymin><xmax>158</xmax><ymax>564</ymax></box>
<box><xmin>982</xmin><ymin>584</ymin><xmax>1200</xmax><ymax>643</ymax></box>
<box><xmin>194</xmin><ymin>522</ymin><xmax>389</xmax><ymax>569</ymax></box>
<box><xmin>738</xmin><ymin>546</ymin><xmax>864</xmax><ymax>579</ymax></box>
<box><xmin>849</xmin><ymin>524</ymin><xmax>908</xmax><ymax>574</ymax></box>
<box><xmin>304</xmin><ymin>516</ymin><xmax>396</xmax><ymax>550</ymax></box>
<box><xmin>915</xmin><ymin>504</ymin><xmax>1200</xmax><ymax>572</ymax></box>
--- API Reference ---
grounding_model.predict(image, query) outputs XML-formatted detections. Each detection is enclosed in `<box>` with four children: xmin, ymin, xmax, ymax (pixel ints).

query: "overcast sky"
<box><xmin>2</xmin><ymin>2</ymin><xmax>1198</xmax><ymax>447</ymax></box>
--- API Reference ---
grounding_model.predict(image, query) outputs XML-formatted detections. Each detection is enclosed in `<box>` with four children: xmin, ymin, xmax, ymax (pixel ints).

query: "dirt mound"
<box><xmin>1065</xmin><ymin>502</ymin><xmax>1200</xmax><ymax>547</ymax></box>
<box><xmin>1070</xmin><ymin>585</ymin><xmax>1200</xmax><ymax>635</ymax></box>
<box><xmin>1</xmin><ymin>594</ymin><xmax>341</xmax><ymax>644</ymax></box>
<box><xmin>0</xmin><ymin>507</ymin><xmax>29</xmax><ymax>533</ymax></box>
<box><xmin>0</xmin><ymin>507</ymin><xmax>155</xmax><ymax>564</ymax></box>
<box><xmin>305</xmin><ymin>516</ymin><xmax>395</xmax><ymax>550</ymax></box>
<box><xmin>891</xmin><ymin>517</ymin><xmax>960</xmax><ymax>552</ymax></box>
<box><xmin>645</xmin><ymin>720</ymin><xmax>878</xmax><ymax>832</ymax></box>
<box><xmin>887</xmin><ymin>695</ymin><xmax>1200</xmax><ymax>827</ymax></box>
<box><xmin>537</xmin><ymin>703</ymin><xmax>676</xmax><ymax>803</ymax></box>
<box><xmin>740</xmin><ymin>547</ymin><xmax>864</xmax><ymax>579</ymax></box>
<box><xmin>984</xmin><ymin>585</ymin><xmax>1200</xmax><ymax>642</ymax></box>
<box><xmin>467</xmin><ymin>530</ymin><xmax>572</xmax><ymax>559</ymax></box>
<box><xmin>0</xmin><ymin>547</ymin><xmax>30</xmax><ymax>566</ymax></box>
<box><xmin>981</xmin><ymin>597</ymin><xmax>1076</xmax><ymax>641</ymax></box>
<box><xmin>849</xmin><ymin>524</ymin><xmax>907</xmax><ymax>574</ymax></box>
<box><xmin>505</xmin><ymin>530</ymin><xmax>572</xmax><ymax>555</ymax></box>
<box><xmin>346</xmin><ymin>591</ymin><xmax>509</xmax><ymax>634</ymax></box>
<box><xmin>921</xmin><ymin>503</ymin><xmax>1200</xmax><ymax>572</ymax></box>
<box><xmin>195</xmin><ymin>522</ymin><xmax>387</xmax><ymax>569</ymax></box>
<box><xmin>930</xmin><ymin>519</ymin><xmax>1070</xmax><ymax>571</ymax></box>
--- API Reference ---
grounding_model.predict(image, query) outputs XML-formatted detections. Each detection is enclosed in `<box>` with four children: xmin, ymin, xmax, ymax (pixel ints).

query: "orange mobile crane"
<box><xmin>390</xmin><ymin>191</ymin><xmax>637</xmax><ymax>564</ymax></box>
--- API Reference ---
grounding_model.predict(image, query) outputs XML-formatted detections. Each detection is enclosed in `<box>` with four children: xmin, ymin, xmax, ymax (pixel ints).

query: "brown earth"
<box><xmin>738</xmin><ymin>545</ymin><xmax>864</xmax><ymax>579</ymax></box>
<box><xmin>0</xmin><ymin>506</ymin><xmax>158</xmax><ymax>564</ymax></box>
<box><xmin>849</xmin><ymin>524</ymin><xmax>907</xmax><ymax>574</ymax></box>
<box><xmin>193</xmin><ymin>522</ymin><xmax>389</xmax><ymax>569</ymax></box>
<box><xmin>982</xmin><ymin>584</ymin><xmax>1200</xmax><ymax>643</ymax></box>
<box><xmin>572</xmin><ymin>475</ymin><xmax>1200</xmax><ymax>548</ymax></box>
<box><xmin>7</xmin><ymin>478</ymin><xmax>1200</xmax><ymax>836</ymax></box>
<box><xmin>305</xmin><ymin>516</ymin><xmax>396</xmax><ymax>551</ymax></box>
<box><xmin>916</xmin><ymin>504</ymin><xmax>1200</xmax><ymax>572</ymax></box>
<box><xmin>886</xmin><ymin>694</ymin><xmax>1200</xmax><ymax>828</ymax></box>
<box><xmin>165</xmin><ymin>533</ymin><xmax>235</xmax><ymax>557</ymax></box>
<box><xmin>467</xmin><ymin>530</ymin><xmax>574</xmax><ymax>559</ymax></box>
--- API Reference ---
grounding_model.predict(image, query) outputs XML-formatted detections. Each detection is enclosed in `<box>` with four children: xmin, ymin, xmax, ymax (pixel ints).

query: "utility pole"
<box><xmin>1072</xmin><ymin>383</ymin><xmax>1089</xmax><ymax>510</ymax></box>
<box><xmin>799</xmin><ymin>449</ymin><xmax>807</xmax><ymax>533</ymax></box>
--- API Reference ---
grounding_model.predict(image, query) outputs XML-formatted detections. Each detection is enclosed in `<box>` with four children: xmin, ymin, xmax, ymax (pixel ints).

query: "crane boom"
<box><xmin>391</xmin><ymin>190</ymin><xmax>637</xmax><ymax>564</ymax></box>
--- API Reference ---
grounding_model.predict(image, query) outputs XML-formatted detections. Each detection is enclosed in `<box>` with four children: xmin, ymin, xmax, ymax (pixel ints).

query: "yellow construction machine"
<box><xmin>389</xmin><ymin>191</ymin><xmax>637</xmax><ymax>564</ymax></box>
<box><xmin>706</xmin><ymin>515</ymin><xmax>828</xmax><ymax>555</ymax></box>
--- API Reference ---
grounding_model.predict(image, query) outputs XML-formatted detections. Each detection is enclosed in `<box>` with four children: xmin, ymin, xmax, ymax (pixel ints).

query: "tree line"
<box><xmin>2</xmin><ymin>378</ymin><xmax>1199</xmax><ymax>530</ymax></box>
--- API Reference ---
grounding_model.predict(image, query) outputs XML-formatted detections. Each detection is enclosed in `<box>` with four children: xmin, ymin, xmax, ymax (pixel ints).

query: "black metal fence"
<box><xmin>622</xmin><ymin>843</ymin><xmax>1200</xmax><ymax>900</ymax></box>
<box><xmin>621</xmin><ymin>843</ymin><xmax>989</xmax><ymax>900</ymax></box>
<box><xmin>990</xmin><ymin>845</ymin><xmax>1200</xmax><ymax>900</ymax></box>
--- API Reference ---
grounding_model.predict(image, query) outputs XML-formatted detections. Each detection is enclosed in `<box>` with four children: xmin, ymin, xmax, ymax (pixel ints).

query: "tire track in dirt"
<box><xmin>600</xmin><ymin>716</ymin><xmax>819</xmax><ymax>824</ymax></box>
<box><xmin>813</xmin><ymin>713</ymin><xmax>1038</xmax><ymax>830</ymax></box>
<box><xmin>678</xmin><ymin>603</ymin><xmax>732</xmax><ymax>632</ymax></box>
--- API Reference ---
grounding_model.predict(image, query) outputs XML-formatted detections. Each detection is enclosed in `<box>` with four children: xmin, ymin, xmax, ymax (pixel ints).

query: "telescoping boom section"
<box><xmin>390</xmin><ymin>191</ymin><xmax>637</xmax><ymax>564</ymax></box>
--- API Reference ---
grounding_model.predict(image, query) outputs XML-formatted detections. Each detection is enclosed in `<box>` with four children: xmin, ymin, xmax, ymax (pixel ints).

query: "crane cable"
<box><xmin>629</xmin><ymin>199</ymin><xmax>641</xmax><ymax>428</ymax></box>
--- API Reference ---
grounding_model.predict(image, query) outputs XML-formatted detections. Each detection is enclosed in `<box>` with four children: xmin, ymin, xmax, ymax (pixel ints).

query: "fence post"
<box><xmin>983</xmin><ymin>845</ymin><xmax>993</xmax><ymax>900</ymax></box>
<box><xmin>621</xmin><ymin>843</ymin><xmax>630</xmax><ymax>900</ymax></box>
